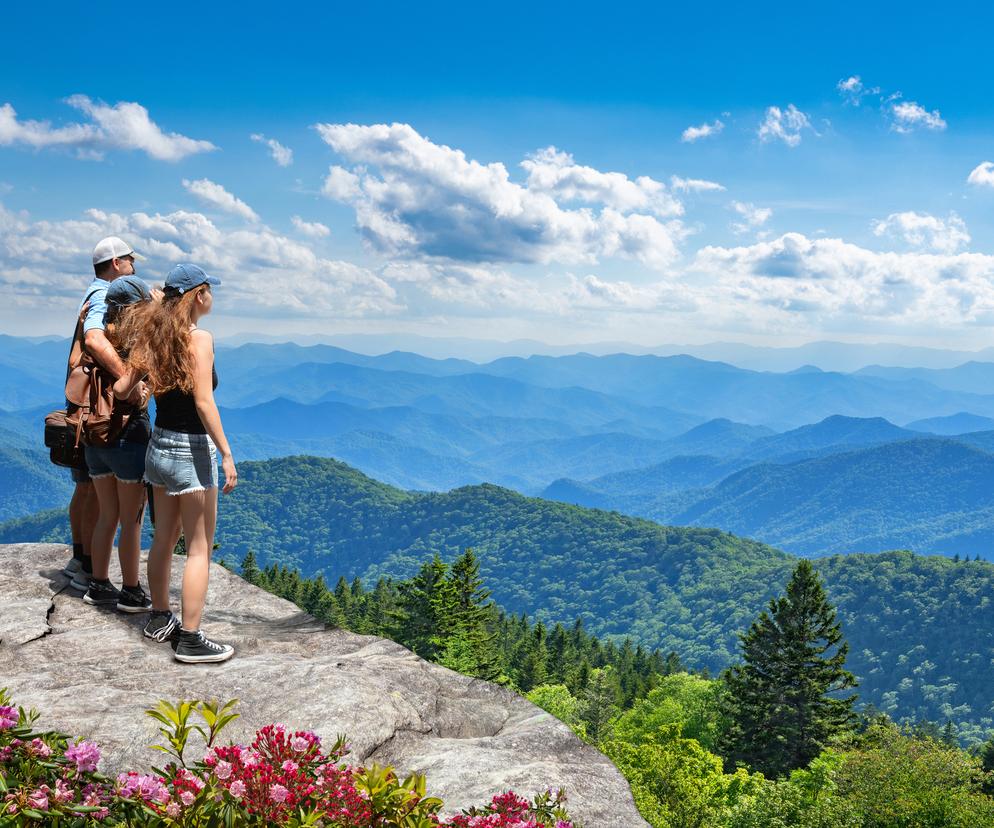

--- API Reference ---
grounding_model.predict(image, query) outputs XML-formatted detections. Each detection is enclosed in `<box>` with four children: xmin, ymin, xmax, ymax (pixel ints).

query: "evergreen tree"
<box><xmin>240</xmin><ymin>550</ymin><xmax>261</xmax><ymax>585</ymax></box>
<box><xmin>721</xmin><ymin>559</ymin><xmax>857</xmax><ymax>777</ymax></box>
<box><xmin>582</xmin><ymin>666</ymin><xmax>621</xmax><ymax>744</ymax></box>
<box><xmin>396</xmin><ymin>555</ymin><xmax>449</xmax><ymax>659</ymax></box>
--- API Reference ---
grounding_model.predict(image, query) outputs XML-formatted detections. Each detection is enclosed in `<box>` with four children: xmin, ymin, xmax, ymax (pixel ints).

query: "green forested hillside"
<box><xmin>5</xmin><ymin>454</ymin><xmax>994</xmax><ymax>739</ymax></box>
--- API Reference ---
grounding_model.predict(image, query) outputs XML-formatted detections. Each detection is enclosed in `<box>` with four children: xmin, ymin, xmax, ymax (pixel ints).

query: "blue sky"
<box><xmin>2</xmin><ymin>1</ymin><xmax>994</xmax><ymax>348</ymax></box>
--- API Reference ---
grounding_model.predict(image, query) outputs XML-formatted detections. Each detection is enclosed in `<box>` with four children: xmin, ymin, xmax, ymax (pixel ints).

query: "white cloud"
<box><xmin>291</xmin><ymin>215</ymin><xmax>331</xmax><ymax>238</ymax></box>
<box><xmin>0</xmin><ymin>98</ymin><xmax>215</xmax><ymax>161</ymax></box>
<box><xmin>0</xmin><ymin>202</ymin><xmax>398</xmax><ymax>319</ymax></box>
<box><xmin>871</xmin><ymin>211</ymin><xmax>970</xmax><ymax>254</ymax></box>
<box><xmin>182</xmin><ymin>178</ymin><xmax>260</xmax><ymax>223</ymax></box>
<box><xmin>967</xmin><ymin>161</ymin><xmax>994</xmax><ymax>188</ymax></box>
<box><xmin>836</xmin><ymin>75</ymin><xmax>881</xmax><ymax>106</ymax></box>
<box><xmin>521</xmin><ymin>147</ymin><xmax>683</xmax><ymax>217</ymax></box>
<box><xmin>681</xmin><ymin>120</ymin><xmax>724</xmax><ymax>143</ymax></box>
<box><xmin>730</xmin><ymin>201</ymin><xmax>772</xmax><ymax>235</ymax></box>
<box><xmin>315</xmin><ymin>122</ymin><xmax>689</xmax><ymax>269</ymax></box>
<box><xmin>670</xmin><ymin>175</ymin><xmax>725</xmax><ymax>193</ymax></box>
<box><xmin>693</xmin><ymin>232</ymin><xmax>994</xmax><ymax>328</ymax></box>
<box><xmin>757</xmin><ymin>105</ymin><xmax>813</xmax><ymax>147</ymax></box>
<box><xmin>890</xmin><ymin>101</ymin><xmax>946</xmax><ymax>133</ymax></box>
<box><xmin>250</xmin><ymin>133</ymin><xmax>293</xmax><ymax>167</ymax></box>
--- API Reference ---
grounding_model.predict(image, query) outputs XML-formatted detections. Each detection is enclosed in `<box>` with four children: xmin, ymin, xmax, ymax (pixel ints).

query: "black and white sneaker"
<box><xmin>174</xmin><ymin>629</ymin><xmax>234</xmax><ymax>664</ymax></box>
<box><xmin>83</xmin><ymin>579</ymin><xmax>120</xmax><ymax>607</ymax></box>
<box><xmin>117</xmin><ymin>585</ymin><xmax>152</xmax><ymax>613</ymax></box>
<box><xmin>143</xmin><ymin>611</ymin><xmax>180</xmax><ymax>642</ymax></box>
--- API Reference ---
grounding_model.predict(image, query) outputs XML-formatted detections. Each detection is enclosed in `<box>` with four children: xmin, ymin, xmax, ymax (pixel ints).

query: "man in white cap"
<box><xmin>65</xmin><ymin>236</ymin><xmax>146</xmax><ymax>589</ymax></box>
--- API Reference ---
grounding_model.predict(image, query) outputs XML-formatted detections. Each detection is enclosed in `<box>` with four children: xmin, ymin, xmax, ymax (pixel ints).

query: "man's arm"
<box><xmin>83</xmin><ymin>328</ymin><xmax>126</xmax><ymax>378</ymax></box>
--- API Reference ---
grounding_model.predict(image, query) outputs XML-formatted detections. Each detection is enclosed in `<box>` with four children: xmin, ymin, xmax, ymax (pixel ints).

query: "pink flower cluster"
<box><xmin>199</xmin><ymin>723</ymin><xmax>375</xmax><ymax>824</ymax></box>
<box><xmin>64</xmin><ymin>739</ymin><xmax>101</xmax><ymax>772</ymax></box>
<box><xmin>441</xmin><ymin>791</ymin><xmax>574</xmax><ymax>828</ymax></box>
<box><xmin>0</xmin><ymin>706</ymin><xmax>18</xmax><ymax>730</ymax></box>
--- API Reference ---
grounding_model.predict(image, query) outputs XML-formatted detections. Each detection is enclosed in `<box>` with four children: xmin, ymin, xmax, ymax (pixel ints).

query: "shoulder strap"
<box><xmin>65</xmin><ymin>285</ymin><xmax>103</xmax><ymax>381</ymax></box>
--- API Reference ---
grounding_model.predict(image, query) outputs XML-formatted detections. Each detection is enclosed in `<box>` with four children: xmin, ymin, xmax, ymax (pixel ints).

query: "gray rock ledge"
<box><xmin>0</xmin><ymin>543</ymin><xmax>647</xmax><ymax>827</ymax></box>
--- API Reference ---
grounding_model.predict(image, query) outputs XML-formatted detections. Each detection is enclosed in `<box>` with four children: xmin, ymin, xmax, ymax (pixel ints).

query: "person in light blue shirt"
<box><xmin>65</xmin><ymin>236</ymin><xmax>146</xmax><ymax>591</ymax></box>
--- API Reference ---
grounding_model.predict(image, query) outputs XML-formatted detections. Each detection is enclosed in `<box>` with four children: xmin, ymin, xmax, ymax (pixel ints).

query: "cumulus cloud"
<box><xmin>250</xmin><ymin>133</ymin><xmax>293</xmax><ymax>167</ymax></box>
<box><xmin>757</xmin><ymin>105</ymin><xmax>813</xmax><ymax>147</ymax></box>
<box><xmin>291</xmin><ymin>215</ymin><xmax>331</xmax><ymax>238</ymax></box>
<box><xmin>967</xmin><ymin>161</ymin><xmax>994</xmax><ymax>188</ymax></box>
<box><xmin>681</xmin><ymin>120</ymin><xmax>724</xmax><ymax>143</ymax></box>
<box><xmin>521</xmin><ymin>147</ymin><xmax>683</xmax><ymax>217</ymax></box>
<box><xmin>0</xmin><ymin>202</ymin><xmax>398</xmax><ymax>318</ymax></box>
<box><xmin>314</xmin><ymin>122</ymin><xmax>689</xmax><ymax>269</ymax></box>
<box><xmin>670</xmin><ymin>175</ymin><xmax>725</xmax><ymax>193</ymax></box>
<box><xmin>871</xmin><ymin>211</ymin><xmax>970</xmax><ymax>254</ymax></box>
<box><xmin>0</xmin><ymin>98</ymin><xmax>216</xmax><ymax>161</ymax></box>
<box><xmin>730</xmin><ymin>201</ymin><xmax>772</xmax><ymax>235</ymax></box>
<box><xmin>890</xmin><ymin>101</ymin><xmax>946</xmax><ymax>133</ymax></box>
<box><xmin>182</xmin><ymin>178</ymin><xmax>259</xmax><ymax>222</ymax></box>
<box><xmin>693</xmin><ymin>232</ymin><xmax>994</xmax><ymax>327</ymax></box>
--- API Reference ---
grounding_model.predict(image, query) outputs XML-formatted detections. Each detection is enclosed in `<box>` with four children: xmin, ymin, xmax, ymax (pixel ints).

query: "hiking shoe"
<box><xmin>143</xmin><ymin>611</ymin><xmax>180</xmax><ymax>642</ymax></box>
<box><xmin>62</xmin><ymin>557</ymin><xmax>82</xmax><ymax>577</ymax></box>
<box><xmin>83</xmin><ymin>579</ymin><xmax>120</xmax><ymax>607</ymax></box>
<box><xmin>70</xmin><ymin>570</ymin><xmax>92</xmax><ymax>591</ymax></box>
<box><xmin>174</xmin><ymin>629</ymin><xmax>234</xmax><ymax>664</ymax></box>
<box><xmin>117</xmin><ymin>585</ymin><xmax>152</xmax><ymax>614</ymax></box>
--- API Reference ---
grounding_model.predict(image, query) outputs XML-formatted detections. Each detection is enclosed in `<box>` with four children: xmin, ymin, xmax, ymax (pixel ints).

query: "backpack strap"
<box><xmin>65</xmin><ymin>286</ymin><xmax>102</xmax><ymax>382</ymax></box>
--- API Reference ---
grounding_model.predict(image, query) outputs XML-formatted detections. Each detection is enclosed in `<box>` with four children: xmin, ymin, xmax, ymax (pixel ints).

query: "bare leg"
<box><xmin>69</xmin><ymin>482</ymin><xmax>87</xmax><ymax>545</ymax></box>
<box><xmin>82</xmin><ymin>483</ymin><xmax>99</xmax><ymax>558</ymax></box>
<box><xmin>89</xmin><ymin>476</ymin><xmax>120</xmax><ymax>581</ymax></box>
<box><xmin>115</xmin><ymin>481</ymin><xmax>146</xmax><ymax>588</ymax></box>
<box><xmin>178</xmin><ymin>487</ymin><xmax>218</xmax><ymax>631</ymax></box>
<box><xmin>147</xmin><ymin>487</ymin><xmax>182</xmax><ymax>612</ymax></box>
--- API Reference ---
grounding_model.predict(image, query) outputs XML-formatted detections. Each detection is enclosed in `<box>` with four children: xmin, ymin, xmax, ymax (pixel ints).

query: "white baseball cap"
<box><xmin>91</xmin><ymin>236</ymin><xmax>145</xmax><ymax>266</ymax></box>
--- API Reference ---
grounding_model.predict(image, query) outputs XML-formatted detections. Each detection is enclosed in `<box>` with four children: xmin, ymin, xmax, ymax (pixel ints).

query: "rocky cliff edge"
<box><xmin>0</xmin><ymin>543</ymin><xmax>647</xmax><ymax>826</ymax></box>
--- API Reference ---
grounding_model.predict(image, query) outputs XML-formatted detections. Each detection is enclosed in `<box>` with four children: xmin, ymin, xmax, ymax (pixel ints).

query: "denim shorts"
<box><xmin>84</xmin><ymin>438</ymin><xmax>148</xmax><ymax>484</ymax></box>
<box><xmin>144</xmin><ymin>426</ymin><xmax>218</xmax><ymax>496</ymax></box>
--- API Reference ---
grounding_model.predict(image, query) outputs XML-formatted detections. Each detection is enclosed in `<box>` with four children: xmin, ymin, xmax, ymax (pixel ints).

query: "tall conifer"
<box><xmin>721</xmin><ymin>559</ymin><xmax>857</xmax><ymax>777</ymax></box>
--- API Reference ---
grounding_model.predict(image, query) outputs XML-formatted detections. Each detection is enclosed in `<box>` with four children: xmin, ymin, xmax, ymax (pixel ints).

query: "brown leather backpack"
<box><xmin>62</xmin><ymin>298</ymin><xmax>136</xmax><ymax>448</ymax></box>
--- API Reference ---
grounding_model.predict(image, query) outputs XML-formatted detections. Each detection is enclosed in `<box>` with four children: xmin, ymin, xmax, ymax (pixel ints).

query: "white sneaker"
<box><xmin>62</xmin><ymin>557</ymin><xmax>82</xmax><ymax>577</ymax></box>
<box><xmin>70</xmin><ymin>570</ymin><xmax>91</xmax><ymax>591</ymax></box>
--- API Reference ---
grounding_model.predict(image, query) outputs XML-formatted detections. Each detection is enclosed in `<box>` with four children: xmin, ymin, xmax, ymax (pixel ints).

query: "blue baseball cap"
<box><xmin>106</xmin><ymin>275</ymin><xmax>152</xmax><ymax>308</ymax></box>
<box><xmin>164</xmin><ymin>263</ymin><xmax>221</xmax><ymax>295</ymax></box>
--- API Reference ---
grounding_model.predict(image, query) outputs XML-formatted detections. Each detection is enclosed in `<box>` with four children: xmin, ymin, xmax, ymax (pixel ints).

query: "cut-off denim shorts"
<box><xmin>84</xmin><ymin>438</ymin><xmax>148</xmax><ymax>484</ymax></box>
<box><xmin>144</xmin><ymin>426</ymin><xmax>218</xmax><ymax>496</ymax></box>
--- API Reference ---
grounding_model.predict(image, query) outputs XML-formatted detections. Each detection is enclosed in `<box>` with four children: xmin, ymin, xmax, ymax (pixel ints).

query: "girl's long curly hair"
<box><xmin>116</xmin><ymin>286</ymin><xmax>207</xmax><ymax>395</ymax></box>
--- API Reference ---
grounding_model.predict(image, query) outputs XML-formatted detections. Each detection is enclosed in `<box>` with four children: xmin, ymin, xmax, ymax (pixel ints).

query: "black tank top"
<box><xmin>154</xmin><ymin>367</ymin><xmax>218</xmax><ymax>434</ymax></box>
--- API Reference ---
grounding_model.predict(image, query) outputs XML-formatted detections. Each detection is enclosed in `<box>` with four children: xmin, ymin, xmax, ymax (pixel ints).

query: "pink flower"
<box><xmin>281</xmin><ymin>759</ymin><xmax>298</xmax><ymax>773</ymax></box>
<box><xmin>53</xmin><ymin>779</ymin><xmax>74</xmax><ymax>804</ymax></box>
<box><xmin>290</xmin><ymin>735</ymin><xmax>309</xmax><ymax>752</ymax></box>
<box><xmin>0</xmin><ymin>707</ymin><xmax>17</xmax><ymax>730</ymax></box>
<box><xmin>214</xmin><ymin>760</ymin><xmax>232</xmax><ymax>780</ymax></box>
<box><xmin>28</xmin><ymin>738</ymin><xmax>52</xmax><ymax>758</ymax></box>
<box><xmin>229</xmin><ymin>780</ymin><xmax>247</xmax><ymax>800</ymax></box>
<box><xmin>65</xmin><ymin>740</ymin><xmax>100</xmax><ymax>772</ymax></box>
<box><xmin>166</xmin><ymin>800</ymin><xmax>182</xmax><ymax>818</ymax></box>
<box><xmin>179</xmin><ymin>790</ymin><xmax>195</xmax><ymax>807</ymax></box>
<box><xmin>269</xmin><ymin>783</ymin><xmax>289</xmax><ymax>804</ymax></box>
<box><xmin>28</xmin><ymin>787</ymin><xmax>50</xmax><ymax>811</ymax></box>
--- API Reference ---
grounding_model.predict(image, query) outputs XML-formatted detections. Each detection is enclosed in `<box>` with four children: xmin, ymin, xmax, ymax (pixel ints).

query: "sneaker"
<box><xmin>117</xmin><ymin>585</ymin><xmax>152</xmax><ymax>614</ymax></box>
<box><xmin>174</xmin><ymin>629</ymin><xmax>234</xmax><ymax>664</ymax></box>
<box><xmin>143</xmin><ymin>611</ymin><xmax>180</xmax><ymax>642</ymax></box>
<box><xmin>82</xmin><ymin>580</ymin><xmax>120</xmax><ymax>607</ymax></box>
<box><xmin>62</xmin><ymin>557</ymin><xmax>82</xmax><ymax>577</ymax></box>
<box><xmin>70</xmin><ymin>570</ymin><xmax>91</xmax><ymax>591</ymax></box>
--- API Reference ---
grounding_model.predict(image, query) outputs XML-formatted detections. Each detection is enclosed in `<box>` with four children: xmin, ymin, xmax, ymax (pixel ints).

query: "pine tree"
<box><xmin>721</xmin><ymin>559</ymin><xmax>857</xmax><ymax>777</ymax></box>
<box><xmin>582</xmin><ymin>666</ymin><xmax>621</xmax><ymax>744</ymax></box>
<box><xmin>396</xmin><ymin>555</ymin><xmax>449</xmax><ymax>659</ymax></box>
<box><xmin>240</xmin><ymin>550</ymin><xmax>261</xmax><ymax>585</ymax></box>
